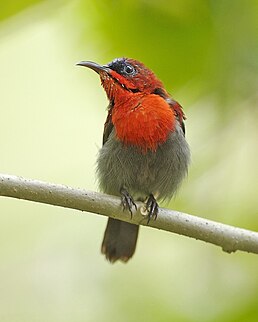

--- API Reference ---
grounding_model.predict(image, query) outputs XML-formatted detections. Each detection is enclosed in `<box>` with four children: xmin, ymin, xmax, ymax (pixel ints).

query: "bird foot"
<box><xmin>146</xmin><ymin>194</ymin><xmax>159</xmax><ymax>224</ymax></box>
<box><xmin>120</xmin><ymin>188</ymin><xmax>137</xmax><ymax>219</ymax></box>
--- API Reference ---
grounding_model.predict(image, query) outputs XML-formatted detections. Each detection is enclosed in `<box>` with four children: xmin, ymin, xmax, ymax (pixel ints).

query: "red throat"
<box><xmin>111</xmin><ymin>91</ymin><xmax>176</xmax><ymax>152</ymax></box>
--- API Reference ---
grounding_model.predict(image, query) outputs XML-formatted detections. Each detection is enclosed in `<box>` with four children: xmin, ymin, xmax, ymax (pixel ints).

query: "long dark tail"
<box><xmin>101</xmin><ymin>218</ymin><xmax>139</xmax><ymax>263</ymax></box>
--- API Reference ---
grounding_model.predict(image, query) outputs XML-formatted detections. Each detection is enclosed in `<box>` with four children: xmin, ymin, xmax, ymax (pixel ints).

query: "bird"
<box><xmin>77</xmin><ymin>57</ymin><xmax>190</xmax><ymax>263</ymax></box>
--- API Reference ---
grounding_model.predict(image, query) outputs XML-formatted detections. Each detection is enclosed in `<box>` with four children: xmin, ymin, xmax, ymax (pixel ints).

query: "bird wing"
<box><xmin>152</xmin><ymin>88</ymin><xmax>186</xmax><ymax>136</ymax></box>
<box><xmin>167</xmin><ymin>98</ymin><xmax>186</xmax><ymax>136</ymax></box>
<box><xmin>102</xmin><ymin>103</ymin><xmax>114</xmax><ymax>145</ymax></box>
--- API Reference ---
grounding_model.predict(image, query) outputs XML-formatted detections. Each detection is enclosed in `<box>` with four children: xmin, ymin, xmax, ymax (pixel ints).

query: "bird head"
<box><xmin>77</xmin><ymin>57</ymin><xmax>166</xmax><ymax>101</ymax></box>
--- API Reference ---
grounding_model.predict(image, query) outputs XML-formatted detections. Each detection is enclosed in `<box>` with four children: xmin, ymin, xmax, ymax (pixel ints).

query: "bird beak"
<box><xmin>76</xmin><ymin>61</ymin><xmax>111</xmax><ymax>74</ymax></box>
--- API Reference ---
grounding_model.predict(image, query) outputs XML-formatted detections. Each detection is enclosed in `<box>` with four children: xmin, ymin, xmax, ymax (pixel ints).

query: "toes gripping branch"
<box><xmin>119</xmin><ymin>189</ymin><xmax>159</xmax><ymax>224</ymax></box>
<box><xmin>120</xmin><ymin>188</ymin><xmax>137</xmax><ymax>218</ymax></box>
<box><xmin>146</xmin><ymin>194</ymin><xmax>159</xmax><ymax>224</ymax></box>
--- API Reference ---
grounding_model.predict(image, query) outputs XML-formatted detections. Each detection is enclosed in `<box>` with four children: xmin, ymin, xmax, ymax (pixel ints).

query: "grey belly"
<box><xmin>96</xmin><ymin>124</ymin><xmax>190</xmax><ymax>201</ymax></box>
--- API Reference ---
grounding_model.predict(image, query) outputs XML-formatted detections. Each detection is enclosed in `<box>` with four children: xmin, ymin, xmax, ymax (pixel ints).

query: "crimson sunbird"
<box><xmin>77</xmin><ymin>58</ymin><xmax>190</xmax><ymax>263</ymax></box>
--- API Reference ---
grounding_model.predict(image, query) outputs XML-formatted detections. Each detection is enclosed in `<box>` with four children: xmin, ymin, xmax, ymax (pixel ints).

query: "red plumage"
<box><xmin>112</xmin><ymin>93</ymin><xmax>175</xmax><ymax>152</ymax></box>
<box><xmin>77</xmin><ymin>57</ymin><xmax>190</xmax><ymax>263</ymax></box>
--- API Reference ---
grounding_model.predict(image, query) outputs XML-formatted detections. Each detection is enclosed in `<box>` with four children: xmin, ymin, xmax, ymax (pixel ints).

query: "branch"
<box><xmin>0</xmin><ymin>173</ymin><xmax>258</xmax><ymax>255</ymax></box>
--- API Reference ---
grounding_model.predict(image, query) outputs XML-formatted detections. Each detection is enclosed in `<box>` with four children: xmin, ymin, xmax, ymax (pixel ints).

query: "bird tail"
<box><xmin>101</xmin><ymin>218</ymin><xmax>139</xmax><ymax>263</ymax></box>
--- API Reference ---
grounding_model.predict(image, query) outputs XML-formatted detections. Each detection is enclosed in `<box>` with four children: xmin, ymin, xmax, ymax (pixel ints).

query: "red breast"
<box><xmin>112</xmin><ymin>92</ymin><xmax>175</xmax><ymax>152</ymax></box>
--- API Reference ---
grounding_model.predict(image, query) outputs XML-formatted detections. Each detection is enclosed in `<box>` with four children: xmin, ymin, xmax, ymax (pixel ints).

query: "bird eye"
<box><xmin>124</xmin><ymin>64</ymin><xmax>135</xmax><ymax>75</ymax></box>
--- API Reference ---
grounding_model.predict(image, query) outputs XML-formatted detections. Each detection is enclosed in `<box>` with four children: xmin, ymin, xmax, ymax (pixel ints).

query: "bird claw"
<box><xmin>146</xmin><ymin>194</ymin><xmax>159</xmax><ymax>224</ymax></box>
<box><xmin>120</xmin><ymin>188</ymin><xmax>137</xmax><ymax>219</ymax></box>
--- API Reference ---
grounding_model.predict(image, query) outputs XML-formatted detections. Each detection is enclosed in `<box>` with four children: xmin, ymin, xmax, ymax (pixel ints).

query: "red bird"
<box><xmin>77</xmin><ymin>58</ymin><xmax>190</xmax><ymax>263</ymax></box>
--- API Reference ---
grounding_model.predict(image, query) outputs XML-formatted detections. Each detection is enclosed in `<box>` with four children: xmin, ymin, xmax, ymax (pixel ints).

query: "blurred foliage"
<box><xmin>0</xmin><ymin>1</ymin><xmax>258</xmax><ymax>322</ymax></box>
<box><xmin>79</xmin><ymin>0</ymin><xmax>258</xmax><ymax>107</ymax></box>
<box><xmin>0</xmin><ymin>0</ymin><xmax>45</xmax><ymax>21</ymax></box>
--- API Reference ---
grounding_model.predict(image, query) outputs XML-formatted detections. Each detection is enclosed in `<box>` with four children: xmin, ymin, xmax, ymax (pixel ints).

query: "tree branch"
<box><xmin>0</xmin><ymin>173</ymin><xmax>258</xmax><ymax>255</ymax></box>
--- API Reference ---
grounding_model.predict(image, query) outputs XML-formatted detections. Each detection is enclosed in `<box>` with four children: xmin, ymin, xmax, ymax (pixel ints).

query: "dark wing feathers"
<box><xmin>167</xmin><ymin>98</ymin><xmax>186</xmax><ymax>136</ymax></box>
<box><xmin>102</xmin><ymin>104</ymin><xmax>114</xmax><ymax>145</ymax></box>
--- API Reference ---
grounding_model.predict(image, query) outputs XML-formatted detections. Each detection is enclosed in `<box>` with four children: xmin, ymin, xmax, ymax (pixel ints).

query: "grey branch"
<box><xmin>0</xmin><ymin>173</ymin><xmax>258</xmax><ymax>255</ymax></box>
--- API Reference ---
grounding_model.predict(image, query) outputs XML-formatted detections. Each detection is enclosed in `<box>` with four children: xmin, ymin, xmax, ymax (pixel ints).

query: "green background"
<box><xmin>0</xmin><ymin>1</ymin><xmax>258</xmax><ymax>321</ymax></box>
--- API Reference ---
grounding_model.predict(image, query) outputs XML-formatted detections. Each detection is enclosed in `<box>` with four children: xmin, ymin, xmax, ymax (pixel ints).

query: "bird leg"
<box><xmin>120</xmin><ymin>188</ymin><xmax>137</xmax><ymax>219</ymax></box>
<box><xmin>146</xmin><ymin>194</ymin><xmax>159</xmax><ymax>224</ymax></box>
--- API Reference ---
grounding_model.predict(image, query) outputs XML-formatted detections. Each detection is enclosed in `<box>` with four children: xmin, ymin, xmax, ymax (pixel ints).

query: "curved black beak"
<box><xmin>76</xmin><ymin>61</ymin><xmax>110</xmax><ymax>74</ymax></box>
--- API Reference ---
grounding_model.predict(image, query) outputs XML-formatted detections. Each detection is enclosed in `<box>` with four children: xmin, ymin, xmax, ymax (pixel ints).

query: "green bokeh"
<box><xmin>0</xmin><ymin>1</ymin><xmax>258</xmax><ymax>321</ymax></box>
